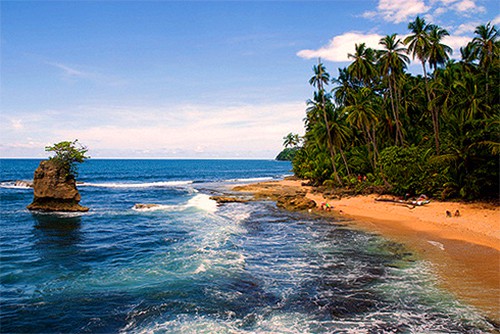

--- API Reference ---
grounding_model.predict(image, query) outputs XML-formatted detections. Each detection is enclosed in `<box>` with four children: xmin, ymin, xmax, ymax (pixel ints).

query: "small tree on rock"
<box><xmin>45</xmin><ymin>140</ymin><xmax>90</xmax><ymax>177</ymax></box>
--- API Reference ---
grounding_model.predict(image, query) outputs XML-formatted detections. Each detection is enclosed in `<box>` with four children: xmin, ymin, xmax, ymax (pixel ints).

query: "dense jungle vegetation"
<box><xmin>286</xmin><ymin>17</ymin><xmax>499</xmax><ymax>200</ymax></box>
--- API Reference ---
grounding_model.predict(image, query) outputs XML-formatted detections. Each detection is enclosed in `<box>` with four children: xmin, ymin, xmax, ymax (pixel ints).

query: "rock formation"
<box><xmin>27</xmin><ymin>160</ymin><xmax>88</xmax><ymax>212</ymax></box>
<box><xmin>276</xmin><ymin>194</ymin><xmax>316</xmax><ymax>211</ymax></box>
<box><xmin>210</xmin><ymin>195</ymin><xmax>251</xmax><ymax>204</ymax></box>
<box><xmin>133</xmin><ymin>203</ymin><xmax>161</xmax><ymax>210</ymax></box>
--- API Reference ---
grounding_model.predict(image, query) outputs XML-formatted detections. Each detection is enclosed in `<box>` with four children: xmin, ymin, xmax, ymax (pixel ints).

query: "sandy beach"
<box><xmin>234</xmin><ymin>179</ymin><xmax>500</xmax><ymax>322</ymax></box>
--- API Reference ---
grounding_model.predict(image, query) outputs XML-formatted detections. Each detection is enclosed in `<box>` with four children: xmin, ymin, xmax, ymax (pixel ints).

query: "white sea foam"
<box><xmin>226</xmin><ymin>177</ymin><xmax>275</xmax><ymax>183</ymax></box>
<box><xmin>79</xmin><ymin>180</ymin><xmax>193</xmax><ymax>188</ymax></box>
<box><xmin>131</xmin><ymin>204</ymin><xmax>183</xmax><ymax>212</ymax></box>
<box><xmin>186</xmin><ymin>193</ymin><xmax>218</xmax><ymax>213</ymax></box>
<box><xmin>32</xmin><ymin>211</ymin><xmax>88</xmax><ymax>218</ymax></box>
<box><xmin>192</xmin><ymin>262</ymin><xmax>207</xmax><ymax>274</ymax></box>
<box><xmin>220</xmin><ymin>207</ymin><xmax>251</xmax><ymax>224</ymax></box>
<box><xmin>0</xmin><ymin>181</ymin><xmax>32</xmax><ymax>189</ymax></box>
<box><xmin>132</xmin><ymin>194</ymin><xmax>217</xmax><ymax>213</ymax></box>
<box><xmin>427</xmin><ymin>240</ymin><xmax>445</xmax><ymax>251</ymax></box>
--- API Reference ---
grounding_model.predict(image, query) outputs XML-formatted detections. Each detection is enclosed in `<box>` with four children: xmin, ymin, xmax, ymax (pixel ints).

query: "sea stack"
<box><xmin>27</xmin><ymin>160</ymin><xmax>89</xmax><ymax>212</ymax></box>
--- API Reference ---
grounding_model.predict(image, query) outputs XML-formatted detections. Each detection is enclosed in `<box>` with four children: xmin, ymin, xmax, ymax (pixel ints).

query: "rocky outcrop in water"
<box><xmin>27</xmin><ymin>160</ymin><xmax>88</xmax><ymax>212</ymax></box>
<box><xmin>133</xmin><ymin>203</ymin><xmax>161</xmax><ymax>210</ymax></box>
<box><xmin>210</xmin><ymin>195</ymin><xmax>251</xmax><ymax>204</ymax></box>
<box><xmin>276</xmin><ymin>194</ymin><xmax>316</xmax><ymax>211</ymax></box>
<box><xmin>234</xmin><ymin>182</ymin><xmax>317</xmax><ymax>211</ymax></box>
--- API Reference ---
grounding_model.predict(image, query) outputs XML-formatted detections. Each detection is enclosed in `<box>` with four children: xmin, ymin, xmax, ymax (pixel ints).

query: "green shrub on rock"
<box><xmin>45</xmin><ymin>140</ymin><xmax>90</xmax><ymax>177</ymax></box>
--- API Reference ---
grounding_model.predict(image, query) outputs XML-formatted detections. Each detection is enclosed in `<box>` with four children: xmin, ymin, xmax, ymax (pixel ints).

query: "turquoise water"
<box><xmin>0</xmin><ymin>159</ymin><xmax>494</xmax><ymax>333</ymax></box>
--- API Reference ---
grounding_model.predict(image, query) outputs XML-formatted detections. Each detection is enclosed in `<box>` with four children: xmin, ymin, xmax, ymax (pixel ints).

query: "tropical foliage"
<box><xmin>291</xmin><ymin>17</ymin><xmax>499</xmax><ymax>200</ymax></box>
<box><xmin>276</xmin><ymin>133</ymin><xmax>302</xmax><ymax>161</ymax></box>
<box><xmin>45</xmin><ymin>140</ymin><xmax>90</xmax><ymax>177</ymax></box>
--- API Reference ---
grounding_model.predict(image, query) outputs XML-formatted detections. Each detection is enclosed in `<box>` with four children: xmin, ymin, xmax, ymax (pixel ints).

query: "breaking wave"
<box><xmin>132</xmin><ymin>194</ymin><xmax>217</xmax><ymax>213</ymax></box>
<box><xmin>0</xmin><ymin>181</ymin><xmax>32</xmax><ymax>189</ymax></box>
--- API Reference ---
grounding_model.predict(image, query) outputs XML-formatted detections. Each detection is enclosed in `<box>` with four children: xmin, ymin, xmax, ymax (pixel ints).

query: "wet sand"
<box><xmin>234</xmin><ymin>179</ymin><xmax>500</xmax><ymax>322</ymax></box>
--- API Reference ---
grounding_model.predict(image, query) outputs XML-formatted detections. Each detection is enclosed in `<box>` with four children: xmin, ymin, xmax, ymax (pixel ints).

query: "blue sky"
<box><xmin>1</xmin><ymin>1</ymin><xmax>498</xmax><ymax>158</ymax></box>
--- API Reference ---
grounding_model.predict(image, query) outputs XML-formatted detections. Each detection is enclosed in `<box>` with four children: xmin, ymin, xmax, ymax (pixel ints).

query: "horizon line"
<box><xmin>0</xmin><ymin>156</ymin><xmax>282</xmax><ymax>161</ymax></box>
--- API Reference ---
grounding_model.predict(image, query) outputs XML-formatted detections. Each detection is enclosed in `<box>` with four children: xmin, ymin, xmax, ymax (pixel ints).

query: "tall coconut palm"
<box><xmin>332</xmin><ymin>67</ymin><xmax>355</xmax><ymax>106</ymax></box>
<box><xmin>378</xmin><ymin>34</ymin><xmax>409</xmax><ymax>145</ymax></box>
<box><xmin>404</xmin><ymin>16</ymin><xmax>432</xmax><ymax>99</ymax></box>
<box><xmin>308</xmin><ymin>59</ymin><xmax>342</xmax><ymax>185</ymax></box>
<box><xmin>405</xmin><ymin>17</ymin><xmax>447</xmax><ymax>153</ymax></box>
<box><xmin>427</xmin><ymin>24</ymin><xmax>452</xmax><ymax>154</ymax></box>
<box><xmin>472</xmin><ymin>23</ymin><xmax>499</xmax><ymax>69</ymax></box>
<box><xmin>460</xmin><ymin>42</ymin><xmax>479</xmax><ymax>73</ymax></box>
<box><xmin>344</xmin><ymin>87</ymin><xmax>381</xmax><ymax>169</ymax></box>
<box><xmin>348</xmin><ymin>43</ymin><xmax>377</xmax><ymax>87</ymax></box>
<box><xmin>471</xmin><ymin>23</ymin><xmax>499</xmax><ymax>94</ymax></box>
<box><xmin>328</xmin><ymin>105</ymin><xmax>352</xmax><ymax>176</ymax></box>
<box><xmin>428</xmin><ymin>25</ymin><xmax>452</xmax><ymax>71</ymax></box>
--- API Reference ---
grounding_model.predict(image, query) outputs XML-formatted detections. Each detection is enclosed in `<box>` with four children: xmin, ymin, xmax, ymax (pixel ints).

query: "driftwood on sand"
<box><xmin>375</xmin><ymin>196</ymin><xmax>430</xmax><ymax>208</ymax></box>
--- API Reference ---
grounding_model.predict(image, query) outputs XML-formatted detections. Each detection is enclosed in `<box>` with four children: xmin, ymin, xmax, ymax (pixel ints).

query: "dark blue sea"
<box><xmin>0</xmin><ymin>159</ymin><xmax>494</xmax><ymax>333</ymax></box>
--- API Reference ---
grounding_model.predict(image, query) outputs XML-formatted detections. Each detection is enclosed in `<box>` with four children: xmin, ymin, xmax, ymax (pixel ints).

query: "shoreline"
<box><xmin>233</xmin><ymin>179</ymin><xmax>500</xmax><ymax>322</ymax></box>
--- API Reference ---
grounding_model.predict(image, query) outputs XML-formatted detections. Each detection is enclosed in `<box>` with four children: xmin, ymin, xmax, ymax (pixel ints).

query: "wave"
<box><xmin>427</xmin><ymin>240</ymin><xmax>445</xmax><ymax>251</ymax></box>
<box><xmin>79</xmin><ymin>180</ymin><xmax>193</xmax><ymax>188</ymax></box>
<box><xmin>132</xmin><ymin>194</ymin><xmax>217</xmax><ymax>213</ymax></box>
<box><xmin>0</xmin><ymin>181</ymin><xmax>33</xmax><ymax>190</ymax></box>
<box><xmin>225</xmin><ymin>177</ymin><xmax>275</xmax><ymax>183</ymax></box>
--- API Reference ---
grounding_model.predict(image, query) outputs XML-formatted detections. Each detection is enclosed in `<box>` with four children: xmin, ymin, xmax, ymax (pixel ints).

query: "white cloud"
<box><xmin>443</xmin><ymin>35</ymin><xmax>473</xmax><ymax>58</ymax></box>
<box><xmin>10</xmin><ymin>119</ymin><xmax>24</xmax><ymax>130</ymax></box>
<box><xmin>297</xmin><ymin>32</ymin><xmax>384</xmax><ymax>62</ymax></box>
<box><xmin>454</xmin><ymin>21</ymin><xmax>480</xmax><ymax>35</ymax></box>
<box><xmin>0</xmin><ymin>102</ymin><xmax>306</xmax><ymax>158</ymax></box>
<box><xmin>432</xmin><ymin>0</ymin><xmax>486</xmax><ymax>17</ymax></box>
<box><xmin>46</xmin><ymin>61</ymin><xmax>127</xmax><ymax>86</ymax></box>
<box><xmin>492</xmin><ymin>15</ymin><xmax>500</xmax><ymax>25</ymax></box>
<box><xmin>454</xmin><ymin>0</ymin><xmax>485</xmax><ymax>13</ymax></box>
<box><xmin>296</xmin><ymin>30</ymin><xmax>471</xmax><ymax>67</ymax></box>
<box><xmin>363</xmin><ymin>0</ymin><xmax>430</xmax><ymax>23</ymax></box>
<box><xmin>365</xmin><ymin>0</ymin><xmax>487</xmax><ymax>23</ymax></box>
<box><xmin>47</xmin><ymin>62</ymin><xmax>92</xmax><ymax>78</ymax></box>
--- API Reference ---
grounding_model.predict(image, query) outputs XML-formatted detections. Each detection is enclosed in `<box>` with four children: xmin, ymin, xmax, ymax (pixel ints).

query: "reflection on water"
<box><xmin>31</xmin><ymin>213</ymin><xmax>84</xmax><ymax>269</ymax></box>
<box><xmin>32</xmin><ymin>213</ymin><xmax>82</xmax><ymax>245</ymax></box>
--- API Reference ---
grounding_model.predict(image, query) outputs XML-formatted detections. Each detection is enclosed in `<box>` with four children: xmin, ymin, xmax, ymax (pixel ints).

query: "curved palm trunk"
<box><xmin>339</xmin><ymin>147</ymin><xmax>351</xmax><ymax>177</ymax></box>
<box><xmin>388</xmin><ymin>75</ymin><xmax>404</xmax><ymax>145</ymax></box>
<box><xmin>317</xmin><ymin>80</ymin><xmax>343</xmax><ymax>186</ymax></box>
<box><xmin>322</xmin><ymin>107</ymin><xmax>342</xmax><ymax>185</ymax></box>
<box><xmin>362</xmin><ymin>123</ymin><xmax>378</xmax><ymax>170</ymax></box>
<box><xmin>395</xmin><ymin>83</ymin><xmax>404</xmax><ymax>145</ymax></box>
<box><xmin>422</xmin><ymin>59</ymin><xmax>440</xmax><ymax>154</ymax></box>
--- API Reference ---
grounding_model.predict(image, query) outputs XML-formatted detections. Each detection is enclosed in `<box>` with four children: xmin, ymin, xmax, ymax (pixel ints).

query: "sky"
<box><xmin>1</xmin><ymin>1</ymin><xmax>498</xmax><ymax>159</ymax></box>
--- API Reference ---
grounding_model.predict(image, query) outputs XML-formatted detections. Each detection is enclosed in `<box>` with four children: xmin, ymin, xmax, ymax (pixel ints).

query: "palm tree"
<box><xmin>428</xmin><ymin>25</ymin><xmax>452</xmax><ymax>71</ymax></box>
<box><xmin>405</xmin><ymin>17</ymin><xmax>449</xmax><ymax>154</ymax></box>
<box><xmin>471</xmin><ymin>23</ymin><xmax>499</xmax><ymax>94</ymax></box>
<box><xmin>348</xmin><ymin>43</ymin><xmax>377</xmax><ymax>87</ymax></box>
<box><xmin>344</xmin><ymin>87</ymin><xmax>381</xmax><ymax>169</ymax></box>
<box><xmin>404</xmin><ymin>16</ymin><xmax>432</xmax><ymax>99</ymax></box>
<box><xmin>460</xmin><ymin>42</ymin><xmax>479</xmax><ymax>73</ymax></box>
<box><xmin>331</xmin><ymin>67</ymin><xmax>355</xmax><ymax>106</ymax></box>
<box><xmin>283</xmin><ymin>133</ymin><xmax>301</xmax><ymax>148</ymax></box>
<box><xmin>328</xmin><ymin>105</ymin><xmax>352</xmax><ymax>177</ymax></box>
<box><xmin>472</xmin><ymin>23</ymin><xmax>499</xmax><ymax>70</ymax></box>
<box><xmin>378</xmin><ymin>34</ymin><xmax>409</xmax><ymax>145</ymax></box>
<box><xmin>427</xmin><ymin>24</ymin><xmax>452</xmax><ymax>154</ymax></box>
<box><xmin>308</xmin><ymin>59</ymin><xmax>342</xmax><ymax>185</ymax></box>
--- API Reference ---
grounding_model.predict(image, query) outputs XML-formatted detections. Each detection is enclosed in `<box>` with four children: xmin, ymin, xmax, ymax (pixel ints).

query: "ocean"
<box><xmin>0</xmin><ymin>159</ymin><xmax>494</xmax><ymax>333</ymax></box>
